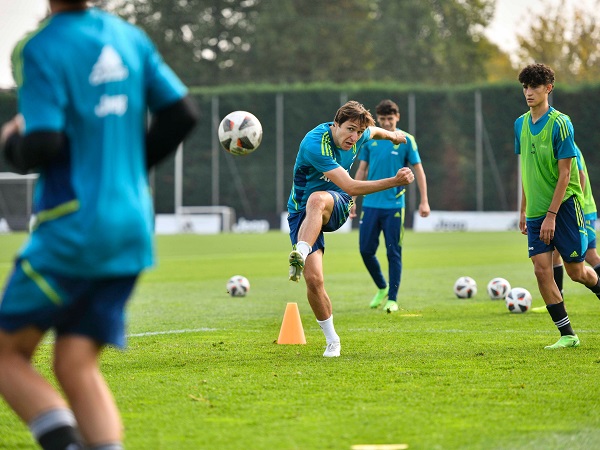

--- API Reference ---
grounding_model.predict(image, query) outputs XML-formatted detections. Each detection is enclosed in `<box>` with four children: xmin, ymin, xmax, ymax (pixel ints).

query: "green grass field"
<box><xmin>1</xmin><ymin>230</ymin><xmax>600</xmax><ymax>450</ymax></box>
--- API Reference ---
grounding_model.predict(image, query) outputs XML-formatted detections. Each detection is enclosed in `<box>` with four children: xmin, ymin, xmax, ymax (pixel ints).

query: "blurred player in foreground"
<box><xmin>353</xmin><ymin>99</ymin><xmax>430</xmax><ymax>313</ymax></box>
<box><xmin>0</xmin><ymin>1</ymin><xmax>198</xmax><ymax>449</ymax></box>
<box><xmin>514</xmin><ymin>63</ymin><xmax>600</xmax><ymax>349</ymax></box>
<box><xmin>286</xmin><ymin>100</ymin><xmax>414</xmax><ymax>357</ymax></box>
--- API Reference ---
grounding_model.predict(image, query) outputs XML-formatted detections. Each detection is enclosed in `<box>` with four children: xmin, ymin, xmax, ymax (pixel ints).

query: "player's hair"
<box><xmin>375</xmin><ymin>99</ymin><xmax>400</xmax><ymax>117</ymax></box>
<box><xmin>57</xmin><ymin>0</ymin><xmax>89</xmax><ymax>5</ymax></box>
<box><xmin>518</xmin><ymin>63</ymin><xmax>555</xmax><ymax>88</ymax></box>
<box><xmin>333</xmin><ymin>101</ymin><xmax>375</xmax><ymax>128</ymax></box>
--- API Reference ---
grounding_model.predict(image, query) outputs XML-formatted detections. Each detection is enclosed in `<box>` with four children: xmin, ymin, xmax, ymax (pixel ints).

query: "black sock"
<box><xmin>585</xmin><ymin>273</ymin><xmax>600</xmax><ymax>299</ymax></box>
<box><xmin>593</xmin><ymin>263</ymin><xmax>600</xmax><ymax>279</ymax></box>
<box><xmin>29</xmin><ymin>409</ymin><xmax>83</xmax><ymax>450</ymax></box>
<box><xmin>546</xmin><ymin>302</ymin><xmax>575</xmax><ymax>336</ymax></box>
<box><xmin>553</xmin><ymin>264</ymin><xmax>564</xmax><ymax>298</ymax></box>
<box><xmin>37</xmin><ymin>426</ymin><xmax>84</xmax><ymax>450</ymax></box>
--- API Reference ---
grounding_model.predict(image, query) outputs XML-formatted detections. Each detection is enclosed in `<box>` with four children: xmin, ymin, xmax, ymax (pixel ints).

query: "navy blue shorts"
<box><xmin>527</xmin><ymin>196</ymin><xmax>587</xmax><ymax>262</ymax></box>
<box><xmin>288</xmin><ymin>190</ymin><xmax>352</xmax><ymax>253</ymax></box>
<box><xmin>0</xmin><ymin>258</ymin><xmax>138</xmax><ymax>348</ymax></box>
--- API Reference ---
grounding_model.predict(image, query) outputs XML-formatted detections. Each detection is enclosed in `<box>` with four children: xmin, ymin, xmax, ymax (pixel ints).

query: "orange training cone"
<box><xmin>277</xmin><ymin>302</ymin><xmax>306</xmax><ymax>344</ymax></box>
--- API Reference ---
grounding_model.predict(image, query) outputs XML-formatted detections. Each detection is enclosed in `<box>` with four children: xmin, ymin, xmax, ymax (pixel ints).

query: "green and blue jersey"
<box><xmin>576</xmin><ymin>146</ymin><xmax>597</xmax><ymax>216</ymax></box>
<box><xmin>514</xmin><ymin>107</ymin><xmax>583</xmax><ymax>219</ymax></box>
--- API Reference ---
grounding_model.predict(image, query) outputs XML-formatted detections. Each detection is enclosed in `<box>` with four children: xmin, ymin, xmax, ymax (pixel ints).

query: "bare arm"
<box><xmin>325</xmin><ymin>165</ymin><xmax>414</xmax><ymax>197</ymax></box>
<box><xmin>368</xmin><ymin>126</ymin><xmax>407</xmax><ymax>145</ymax></box>
<box><xmin>549</xmin><ymin>158</ymin><xmax>572</xmax><ymax>214</ymax></box>
<box><xmin>540</xmin><ymin>158</ymin><xmax>572</xmax><ymax>244</ymax></box>
<box><xmin>413</xmin><ymin>162</ymin><xmax>430</xmax><ymax>217</ymax></box>
<box><xmin>349</xmin><ymin>160</ymin><xmax>369</xmax><ymax>218</ymax></box>
<box><xmin>354</xmin><ymin>160</ymin><xmax>368</xmax><ymax>182</ymax></box>
<box><xmin>519</xmin><ymin>184</ymin><xmax>527</xmax><ymax>235</ymax></box>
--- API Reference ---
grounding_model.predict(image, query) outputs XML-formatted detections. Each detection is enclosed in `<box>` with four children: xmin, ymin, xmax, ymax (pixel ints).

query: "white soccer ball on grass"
<box><xmin>226</xmin><ymin>275</ymin><xmax>250</xmax><ymax>297</ymax></box>
<box><xmin>486</xmin><ymin>277</ymin><xmax>511</xmax><ymax>300</ymax></box>
<box><xmin>505</xmin><ymin>287</ymin><xmax>532</xmax><ymax>313</ymax></box>
<box><xmin>453</xmin><ymin>276</ymin><xmax>477</xmax><ymax>298</ymax></box>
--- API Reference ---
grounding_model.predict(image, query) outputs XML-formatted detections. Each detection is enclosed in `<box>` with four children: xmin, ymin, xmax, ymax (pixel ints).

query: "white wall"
<box><xmin>413</xmin><ymin>211</ymin><xmax>519</xmax><ymax>232</ymax></box>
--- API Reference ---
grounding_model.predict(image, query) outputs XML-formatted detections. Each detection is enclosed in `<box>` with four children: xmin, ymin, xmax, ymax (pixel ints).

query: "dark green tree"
<box><xmin>100</xmin><ymin>0</ymin><xmax>497</xmax><ymax>86</ymax></box>
<box><xmin>101</xmin><ymin>0</ymin><xmax>261</xmax><ymax>86</ymax></box>
<box><xmin>240</xmin><ymin>0</ymin><xmax>376</xmax><ymax>84</ymax></box>
<box><xmin>368</xmin><ymin>0</ymin><xmax>495</xmax><ymax>84</ymax></box>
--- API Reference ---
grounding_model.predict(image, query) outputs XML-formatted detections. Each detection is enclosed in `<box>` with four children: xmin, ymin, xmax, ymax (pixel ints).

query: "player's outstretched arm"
<box><xmin>326</xmin><ymin>166</ymin><xmax>414</xmax><ymax>197</ymax></box>
<box><xmin>369</xmin><ymin>126</ymin><xmax>406</xmax><ymax>145</ymax></box>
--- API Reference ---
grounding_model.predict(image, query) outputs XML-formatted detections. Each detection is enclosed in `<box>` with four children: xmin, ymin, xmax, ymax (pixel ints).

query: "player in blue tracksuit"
<box><xmin>353</xmin><ymin>99</ymin><xmax>430</xmax><ymax>313</ymax></box>
<box><xmin>287</xmin><ymin>100</ymin><xmax>415</xmax><ymax>357</ymax></box>
<box><xmin>0</xmin><ymin>1</ymin><xmax>198</xmax><ymax>448</ymax></box>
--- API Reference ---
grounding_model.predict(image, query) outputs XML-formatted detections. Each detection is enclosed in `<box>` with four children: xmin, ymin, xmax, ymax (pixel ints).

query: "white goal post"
<box><xmin>175</xmin><ymin>206</ymin><xmax>236</xmax><ymax>232</ymax></box>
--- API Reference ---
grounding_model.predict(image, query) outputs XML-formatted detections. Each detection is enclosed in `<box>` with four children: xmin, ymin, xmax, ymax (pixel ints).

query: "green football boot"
<box><xmin>369</xmin><ymin>287</ymin><xmax>389</xmax><ymax>309</ymax></box>
<box><xmin>384</xmin><ymin>300</ymin><xmax>399</xmax><ymax>313</ymax></box>
<box><xmin>544</xmin><ymin>335</ymin><xmax>580</xmax><ymax>349</ymax></box>
<box><xmin>288</xmin><ymin>249</ymin><xmax>305</xmax><ymax>282</ymax></box>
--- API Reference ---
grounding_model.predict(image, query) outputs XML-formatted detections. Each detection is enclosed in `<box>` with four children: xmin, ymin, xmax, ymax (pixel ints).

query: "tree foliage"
<box><xmin>99</xmin><ymin>0</ymin><xmax>496</xmax><ymax>86</ymax></box>
<box><xmin>368</xmin><ymin>0</ymin><xmax>495</xmax><ymax>84</ymax></box>
<box><xmin>515</xmin><ymin>0</ymin><xmax>600</xmax><ymax>83</ymax></box>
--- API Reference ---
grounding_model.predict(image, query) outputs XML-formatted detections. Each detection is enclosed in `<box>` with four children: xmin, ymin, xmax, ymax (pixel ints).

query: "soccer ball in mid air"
<box><xmin>505</xmin><ymin>287</ymin><xmax>532</xmax><ymax>313</ymax></box>
<box><xmin>226</xmin><ymin>275</ymin><xmax>250</xmax><ymax>297</ymax></box>
<box><xmin>486</xmin><ymin>277</ymin><xmax>511</xmax><ymax>300</ymax></box>
<box><xmin>453</xmin><ymin>276</ymin><xmax>477</xmax><ymax>298</ymax></box>
<box><xmin>218</xmin><ymin>110</ymin><xmax>263</xmax><ymax>155</ymax></box>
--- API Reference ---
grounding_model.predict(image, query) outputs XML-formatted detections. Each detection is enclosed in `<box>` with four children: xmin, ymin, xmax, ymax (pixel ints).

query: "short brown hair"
<box><xmin>333</xmin><ymin>101</ymin><xmax>375</xmax><ymax>128</ymax></box>
<box><xmin>375</xmin><ymin>99</ymin><xmax>400</xmax><ymax>117</ymax></box>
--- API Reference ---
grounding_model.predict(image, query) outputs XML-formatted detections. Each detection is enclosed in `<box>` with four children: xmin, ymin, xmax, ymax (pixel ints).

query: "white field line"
<box><xmin>40</xmin><ymin>327</ymin><xmax>598</xmax><ymax>345</ymax></box>
<box><xmin>129</xmin><ymin>328</ymin><xmax>599</xmax><ymax>337</ymax></box>
<box><xmin>347</xmin><ymin>328</ymin><xmax>598</xmax><ymax>334</ymax></box>
<box><xmin>128</xmin><ymin>328</ymin><xmax>218</xmax><ymax>337</ymax></box>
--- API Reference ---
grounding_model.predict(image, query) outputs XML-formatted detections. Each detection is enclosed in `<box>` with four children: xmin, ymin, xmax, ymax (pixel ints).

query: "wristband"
<box><xmin>547</xmin><ymin>210</ymin><xmax>557</xmax><ymax>215</ymax></box>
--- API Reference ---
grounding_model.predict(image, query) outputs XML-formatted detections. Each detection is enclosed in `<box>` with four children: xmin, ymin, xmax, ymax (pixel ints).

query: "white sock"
<box><xmin>317</xmin><ymin>315</ymin><xmax>339</xmax><ymax>343</ymax></box>
<box><xmin>296</xmin><ymin>241</ymin><xmax>311</xmax><ymax>259</ymax></box>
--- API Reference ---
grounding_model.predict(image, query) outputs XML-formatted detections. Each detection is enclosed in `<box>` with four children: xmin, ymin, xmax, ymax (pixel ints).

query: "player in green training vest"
<box><xmin>514</xmin><ymin>63</ymin><xmax>600</xmax><ymax>349</ymax></box>
<box><xmin>542</xmin><ymin>146</ymin><xmax>600</xmax><ymax>304</ymax></box>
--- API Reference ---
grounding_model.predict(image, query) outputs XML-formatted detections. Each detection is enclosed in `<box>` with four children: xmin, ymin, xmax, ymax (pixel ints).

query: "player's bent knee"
<box><xmin>306</xmin><ymin>192</ymin><xmax>332</xmax><ymax>212</ymax></box>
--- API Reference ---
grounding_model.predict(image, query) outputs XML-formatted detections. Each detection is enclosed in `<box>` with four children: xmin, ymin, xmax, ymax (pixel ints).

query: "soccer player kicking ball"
<box><xmin>286</xmin><ymin>101</ymin><xmax>414</xmax><ymax>357</ymax></box>
<box><xmin>514</xmin><ymin>63</ymin><xmax>600</xmax><ymax>349</ymax></box>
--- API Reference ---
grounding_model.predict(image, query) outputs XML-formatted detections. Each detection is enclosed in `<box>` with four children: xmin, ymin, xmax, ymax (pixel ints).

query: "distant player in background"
<box><xmin>0</xmin><ymin>1</ymin><xmax>198</xmax><ymax>449</ymax></box>
<box><xmin>287</xmin><ymin>100</ymin><xmax>415</xmax><ymax>357</ymax></box>
<box><xmin>352</xmin><ymin>99</ymin><xmax>430</xmax><ymax>313</ymax></box>
<box><xmin>514</xmin><ymin>63</ymin><xmax>600</xmax><ymax>349</ymax></box>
